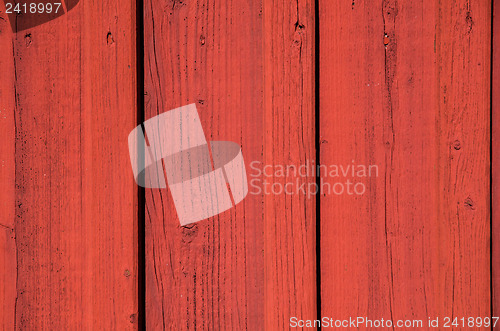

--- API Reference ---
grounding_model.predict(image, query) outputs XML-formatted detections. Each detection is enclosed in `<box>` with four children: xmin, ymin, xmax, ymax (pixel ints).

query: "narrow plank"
<box><xmin>263</xmin><ymin>0</ymin><xmax>317</xmax><ymax>328</ymax></box>
<box><xmin>80</xmin><ymin>1</ymin><xmax>138</xmax><ymax>328</ymax></box>
<box><xmin>320</xmin><ymin>0</ymin><xmax>490</xmax><ymax>326</ymax></box>
<box><xmin>0</xmin><ymin>6</ymin><xmax>17</xmax><ymax>329</ymax></box>
<box><xmin>4</xmin><ymin>0</ymin><xmax>138</xmax><ymax>329</ymax></box>
<box><xmin>144</xmin><ymin>0</ymin><xmax>317</xmax><ymax>328</ymax></box>
<box><xmin>493</xmin><ymin>0</ymin><xmax>500</xmax><ymax>319</ymax></box>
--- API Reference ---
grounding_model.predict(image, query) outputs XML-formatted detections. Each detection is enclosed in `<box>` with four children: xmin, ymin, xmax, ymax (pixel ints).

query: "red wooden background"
<box><xmin>0</xmin><ymin>0</ymin><xmax>494</xmax><ymax>329</ymax></box>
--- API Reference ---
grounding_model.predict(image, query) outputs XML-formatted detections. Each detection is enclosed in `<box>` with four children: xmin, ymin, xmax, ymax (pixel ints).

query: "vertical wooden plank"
<box><xmin>320</xmin><ymin>0</ymin><xmax>490</xmax><ymax>325</ymax></box>
<box><xmin>80</xmin><ymin>1</ymin><xmax>138</xmax><ymax>328</ymax></box>
<box><xmin>0</xmin><ymin>6</ymin><xmax>17</xmax><ymax>329</ymax></box>
<box><xmin>319</xmin><ymin>1</ymin><xmax>390</xmax><ymax>321</ymax></box>
<box><xmin>1</xmin><ymin>1</ymin><xmax>138</xmax><ymax>329</ymax></box>
<box><xmin>144</xmin><ymin>0</ymin><xmax>317</xmax><ymax>328</ymax></box>
<box><xmin>493</xmin><ymin>0</ymin><xmax>500</xmax><ymax>320</ymax></box>
<box><xmin>263</xmin><ymin>0</ymin><xmax>316</xmax><ymax>328</ymax></box>
<box><xmin>143</xmin><ymin>0</ymin><xmax>265</xmax><ymax>329</ymax></box>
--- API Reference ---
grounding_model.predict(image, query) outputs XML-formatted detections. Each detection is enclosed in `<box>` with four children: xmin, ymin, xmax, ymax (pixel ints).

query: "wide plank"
<box><xmin>143</xmin><ymin>0</ymin><xmax>316</xmax><ymax>328</ymax></box>
<box><xmin>0</xmin><ymin>1</ymin><xmax>138</xmax><ymax>328</ymax></box>
<box><xmin>320</xmin><ymin>0</ymin><xmax>490</xmax><ymax>326</ymax></box>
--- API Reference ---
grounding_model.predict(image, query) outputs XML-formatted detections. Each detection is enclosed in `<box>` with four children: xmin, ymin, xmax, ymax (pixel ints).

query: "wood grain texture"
<box><xmin>493</xmin><ymin>0</ymin><xmax>500</xmax><ymax>321</ymax></box>
<box><xmin>1</xmin><ymin>0</ymin><xmax>494</xmax><ymax>328</ymax></box>
<box><xmin>0</xmin><ymin>1</ymin><xmax>138</xmax><ymax>329</ymax></box>
<box><xmin>320</xmin><ymin>0</ymin><xmax>490</xmax><ymax>325</ymax></box>
<box><xmin>143</xmin><ymin>0</ymin><xmax>316</xmax><ymax>329</ymax></box>
<box><xmin>143</xmin><ymin>0</ymin><xmax>264</xmax><ymax>329</ymax></box>
<box><xmin>0</xmin><ymin>7</ymin><xmax>17</xmax><ymax>330</ymax></box>
<box><xmin>263</xmin><ymin>0</ymin><xmax>316</xmax><ymax>328</ymax></box>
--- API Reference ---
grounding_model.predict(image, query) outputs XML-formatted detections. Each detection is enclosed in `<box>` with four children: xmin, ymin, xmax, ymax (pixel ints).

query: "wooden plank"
<box><xmin>79</xmin><ymin>1</ymin><xmax>138</xmax><ymax>328</ymax></box>
<box><xmin>1</xmin><ymin>0</ymin><xmax>138</xmax><ymax>329</ymax></box>
<box><xmin>493</xmin><ymin>0</ymin><xmax>500</xmax><ymax>320</ymax></box>
<box><xmin>0</xmin><ymin>6</ymin><xmax>17</xmax><ymax>329</ymax></box>
<box><xmin>143</xmin><ymin>0</ymin><xmax>316</xmax><ymax>328</ymax></box>
<box><xmin>320</xmin><ymin>0</ymin><xmax>490</xmax><ymax>326</ymax></box>
<box><xmin>143</xmin><ymin>0</ymin><xmax>264</xmax><ymax>329</ymax></box>
<box><xmin>263</xmin><ymin>0</ymin><xmax>317</xmax><ymax>328</ymax></box>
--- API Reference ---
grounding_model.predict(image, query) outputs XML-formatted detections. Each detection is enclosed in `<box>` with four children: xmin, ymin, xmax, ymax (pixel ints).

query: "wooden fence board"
<box><xmin>320</xmin><ymin>0</ymin><xmax>490</xmax><ymax>326</ymax></box>
<box><xmin>493</xmin><ymin>0</ymin><xmax>500</xmax><ymax>322</ymax></box>
<box><xmin>0</xmin><ymin>7</ymin><xmax>17</xmax><ymax>329</ymax></box>
<box><xmin>263</xmin><ymin>0</ymin><xmax>316</xmax><ymax>329</ymax></box>
<box><xmin>0</xmin><ymin>1</ymin><xmax>138</xmax><ymax>329</ymax></box>
<box><xmin>143</xmin><ymin>0</ymin><xmax>265</xmax><ymax>328</ymax></box>
<box><xmin>143</xmin><ymin>0</ymin><xmax>316</xmax><ymax>329</ymax></box>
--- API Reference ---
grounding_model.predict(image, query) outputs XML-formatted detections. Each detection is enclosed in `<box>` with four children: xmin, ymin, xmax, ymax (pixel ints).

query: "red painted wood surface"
<box><xmin>320</xmin><ymin>0</ymin><xmax>491</xmax><ymax>326</ymax></box>
<box><xmin>143</xmin><ymin>0</ymin><xmax>316</xmax><ymax>329</ymax></box>
<box><xmin>0</xmin><ymin>1</ymin><xmax>138</xmax><ymax>329</ymax></box>
<box><xmin>142</xmin><ymin>0</ymin><xmax>264</xmax><ymax>328</ymax></box>
<box><xmin>0</xmin><ymin>0</ymin><xmax>496</xmax><ymax>329</ymax></box>
<box><xmin>493</xmin><ymin>0</ymin><xmax>500</xmax><ymax>322</ymax></box>
<box><xmin>0</xmin><ymin>7</ymin><xmax>17</xmax><ymax>328</ymax></box>
<box><xmin>263</xmin><ymin>0</ymin><xmax>316</xmax><ymax>328</ymax></box>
